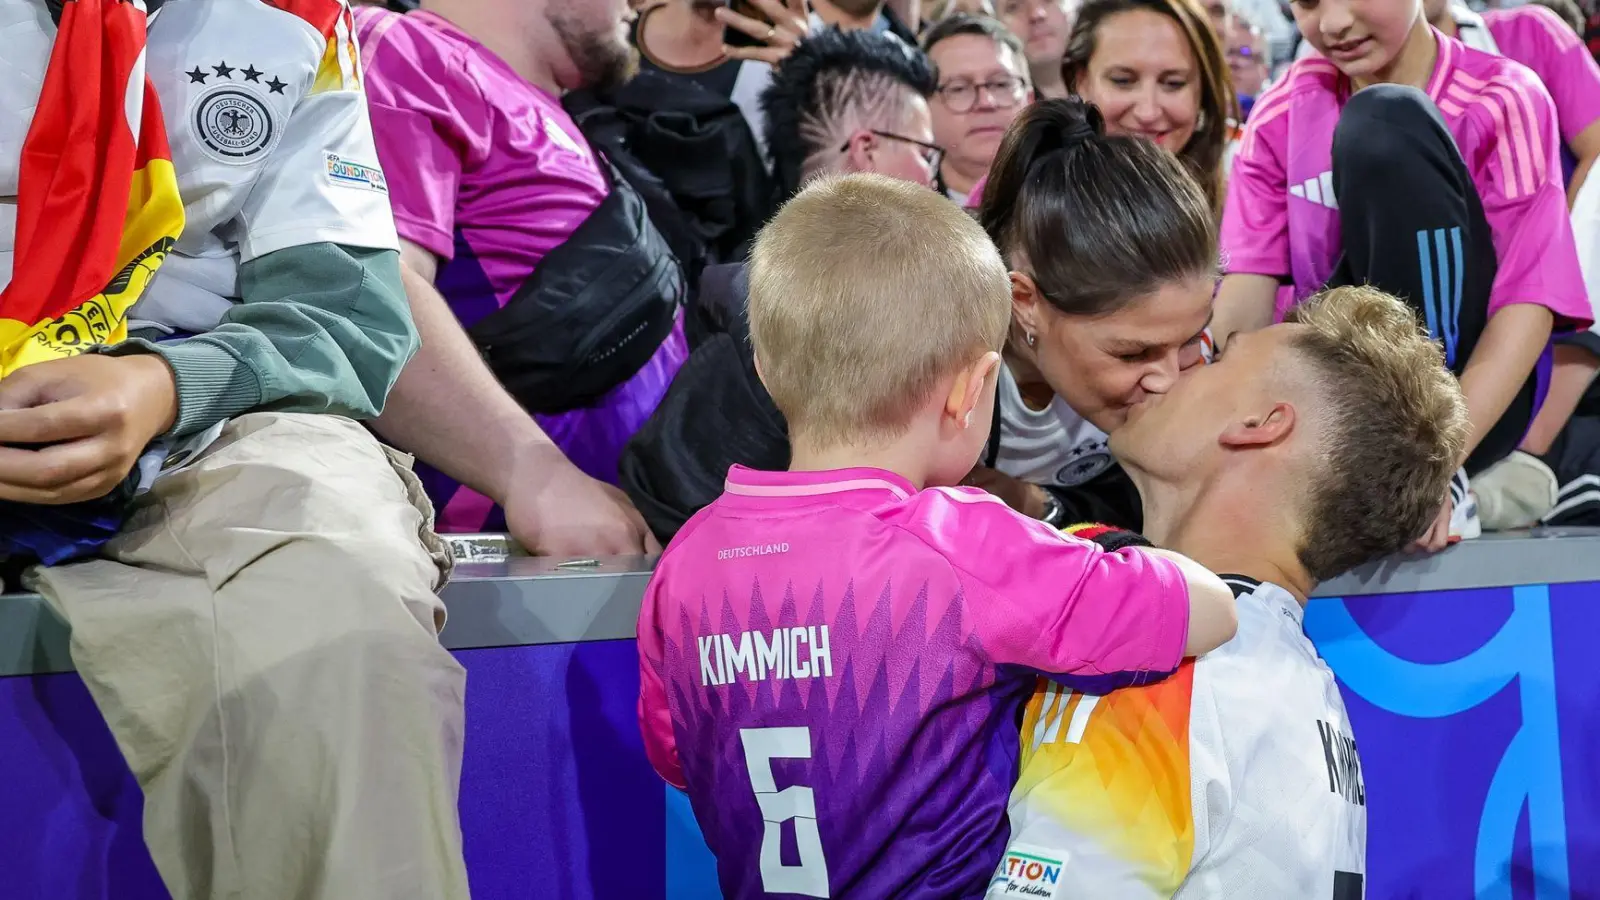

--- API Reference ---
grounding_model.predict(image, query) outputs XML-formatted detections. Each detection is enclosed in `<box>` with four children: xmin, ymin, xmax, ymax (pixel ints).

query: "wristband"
<box><xmin>1063</xmin><ymin>522</ymin><xmax>1153</xmax><ymax>552</ymax></box>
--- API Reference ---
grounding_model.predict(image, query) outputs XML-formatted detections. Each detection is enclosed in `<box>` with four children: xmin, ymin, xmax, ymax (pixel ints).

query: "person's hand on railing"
<box><xmin>503</xmin><ymin>445</ymin><xmax>661</xmax><ymax>557</ymax></box>
<box><xmin>715</xmin><ymin>0</ymin><xmax>809</xmax><ymax>66</ymax></box>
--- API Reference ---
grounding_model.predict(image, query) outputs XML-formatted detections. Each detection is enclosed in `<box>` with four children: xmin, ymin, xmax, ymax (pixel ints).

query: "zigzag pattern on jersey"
<box><xmin>659</xmin><ymin>576</ymin><xmax>1018</xmax><ymax>838</ymax></box>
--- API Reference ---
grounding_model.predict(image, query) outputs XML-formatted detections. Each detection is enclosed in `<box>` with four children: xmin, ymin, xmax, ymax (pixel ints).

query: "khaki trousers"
<box><xmin>27</xmin><ymin>412</ymin><xmax>470</xmax><ymax>900</ymax></box>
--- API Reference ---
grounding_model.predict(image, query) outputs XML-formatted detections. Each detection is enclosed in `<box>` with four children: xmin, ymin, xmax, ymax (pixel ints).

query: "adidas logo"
<box><xmin>1289</xmin><ymin>171</ymin><xmax>1338</xmax><ymax>209</ymax></box>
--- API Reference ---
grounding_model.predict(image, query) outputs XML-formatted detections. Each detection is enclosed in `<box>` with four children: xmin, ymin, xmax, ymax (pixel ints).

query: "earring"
<box><xmin>1026</xmin><ymin>332</ymin><xmax>1037</xmax><ymax>348</ymax></box>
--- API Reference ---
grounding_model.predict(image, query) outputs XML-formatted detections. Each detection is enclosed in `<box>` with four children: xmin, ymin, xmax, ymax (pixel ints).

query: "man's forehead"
<box><xmin>933</xmin><ymin>37</ymin><xmax>1013</xmax><ymax>74</ymax></box>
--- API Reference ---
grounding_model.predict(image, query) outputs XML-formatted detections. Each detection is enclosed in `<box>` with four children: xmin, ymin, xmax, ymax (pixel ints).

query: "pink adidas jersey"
<box><xmin>1223</xmin><ymin>30</ymin><xmax>1593</xmax><ymax>330</ymax></box>
<box><xmin>637</xmin><ymin>465</ymin><xmax>1190</xmax><ymax>899</ymax></box>
<box><xmin>1486</xmin><ymin>5</ymin><xmax>1600</xmax><ymax>148</ymax></box>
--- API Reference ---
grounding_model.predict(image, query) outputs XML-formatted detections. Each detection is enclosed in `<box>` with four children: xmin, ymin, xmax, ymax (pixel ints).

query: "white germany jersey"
<box><xmin>988</xmin><ymin>577</ymin><xmax>1367</xmax><ymax>900</ymax></box>
<box><xmin>0</xmin><ymin>0</ymin><xmax>397</xmax><ymax>321</ymax></box>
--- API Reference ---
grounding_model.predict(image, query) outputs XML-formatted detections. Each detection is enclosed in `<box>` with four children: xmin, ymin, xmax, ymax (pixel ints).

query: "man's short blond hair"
<box><xmin>748</xmin><ymin>173</ymin><xmax>1012</xmax><ymax>448</ymax></box>
<box><xmin>1285</xmin><ymin>286</ymin><xmax>1471</xmax><ymax>580</ymax></box>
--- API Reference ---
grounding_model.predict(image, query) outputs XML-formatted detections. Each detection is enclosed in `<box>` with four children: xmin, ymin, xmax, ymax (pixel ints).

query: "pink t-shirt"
<box><xmin>356</xmin><ymin>8</ymin><xmax>688</xmax><ymax>532</ymax></box>
<box><xmin>1223</xmin><ymin>31</ymin><xmax>1592</xmax><ymax>331</ymax></box>
<box><xmin>1486</xmin><ymin>5</ymin><xmax>1600</xmax><ymax>147</ymax></box>
<box><xmin>637</xmin><ymin>465</ymin><xmax>1189</xmax><ymax>898</ymax></box>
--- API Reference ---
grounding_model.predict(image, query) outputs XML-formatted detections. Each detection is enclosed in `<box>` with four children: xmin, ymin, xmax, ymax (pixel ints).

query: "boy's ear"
<box><xmin>947</xmin><ymin>351</ymin><xmax>1002</xmax><ymax>427</ymax></box>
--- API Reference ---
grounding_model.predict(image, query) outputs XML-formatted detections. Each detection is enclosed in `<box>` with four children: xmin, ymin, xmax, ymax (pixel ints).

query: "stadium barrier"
<box><xmin>1</xmin><ymin>530</ymin><xmax>1598</xmax><ymax>898</ymax></box>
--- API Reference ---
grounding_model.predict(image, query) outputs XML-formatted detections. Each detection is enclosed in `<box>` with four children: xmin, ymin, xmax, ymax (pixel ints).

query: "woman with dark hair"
<box><xmin>622</xmin><ymin>96</ymin><xmax>1219</xmax><ymax>536</ymax></box>
<box><xmin>962</xmin><ymin>95</ymin><xmax>1218</xmax><ymax>528</ymax></box>
<box><xmin>1060</xmin><ymin>0</ymin><xmax>1239</xmax><ymax>214</ymax></box>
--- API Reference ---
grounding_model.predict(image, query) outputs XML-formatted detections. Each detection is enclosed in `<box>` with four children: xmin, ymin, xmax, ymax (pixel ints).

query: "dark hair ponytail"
<box><xmin>979</xmin><ymin>97</ymin><xmax>1217</xmax><ymax>318</ymax></box>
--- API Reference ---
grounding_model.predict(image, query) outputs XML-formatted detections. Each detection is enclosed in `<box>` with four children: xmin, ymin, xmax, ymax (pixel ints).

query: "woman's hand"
<box><xmin>962</xmin><ymin>465</ymin><xmax>1049</xmax><ymax>520</ymax></box>
<box><xmin>714</xmin><ymin>0</ymin><xmax>809</xmax><ymax>65</ymax></box>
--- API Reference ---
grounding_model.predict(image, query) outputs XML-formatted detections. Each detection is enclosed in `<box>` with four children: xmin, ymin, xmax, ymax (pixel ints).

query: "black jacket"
<box><xmin>617</xmin><ymin>263</ymin><xmax>1143</xmax><ymax>542</ymax></box>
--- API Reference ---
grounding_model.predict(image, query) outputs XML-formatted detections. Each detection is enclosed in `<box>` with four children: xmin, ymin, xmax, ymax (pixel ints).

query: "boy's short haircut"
<box><xmin>1285</xmin><ymin>285</ymin><xmax>1471</xmax><ymax>581</ymax></box>
<box><xmin>748</xmin><ymin>173</ymin><xmax>1012</xmax><ymax>449</ymax></box>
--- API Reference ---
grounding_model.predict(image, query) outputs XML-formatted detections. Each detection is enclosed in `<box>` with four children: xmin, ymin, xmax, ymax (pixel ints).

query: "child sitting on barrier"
<box><xmin>635</xmin><ymin>173</ymin><xmax>1237</xmax><ymax>899</ymax></box>
<box><xmin>1214</xmin><ymin>0</ymin><xmax>1594</xmax><ymax>549</ymax></box>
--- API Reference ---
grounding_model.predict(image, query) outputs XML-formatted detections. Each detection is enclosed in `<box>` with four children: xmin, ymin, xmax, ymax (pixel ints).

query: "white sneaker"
<box><xmin>1450</xmin><ymin>467</ymin><xmax>1482</xmax><ymax>542</ymax></box>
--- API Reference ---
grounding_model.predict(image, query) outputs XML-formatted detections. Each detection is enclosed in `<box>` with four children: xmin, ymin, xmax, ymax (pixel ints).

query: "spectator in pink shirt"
<box><xmin>637</xmin><ymin>172</ymin><xmax>1236</xmax><ymax>900</ymax></box>
<box><xmin>357</xmin><ymin>0</ymin><xmax>681</xmax><ymax>556</ymax></box>
<box><xmin>1215</xmin><ymin>0</ymin><xmax>1593</xmax><ymax>549</ymax></box>
<box><xmin>1411</xmin><ymin>0</ymin><xmax>1600</xmax><ymax>523</ymax></box>
<box><xmin>1424</xmin><ymin>0</ymin><xmax>1600</xmax><ymax>203</ymax></box>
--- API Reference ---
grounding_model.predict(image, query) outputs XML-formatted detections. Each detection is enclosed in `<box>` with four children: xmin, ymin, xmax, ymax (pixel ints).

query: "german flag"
<box><xmin>0</xmin><ymin>0</ymin><xmax>183</xmax><ymax>376</ymax></box>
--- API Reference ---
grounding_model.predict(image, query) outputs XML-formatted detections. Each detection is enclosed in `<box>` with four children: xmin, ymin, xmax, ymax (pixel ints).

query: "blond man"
<box><xmin>992</xmin><ymin>286</ymin><xmax>1470</xmax><ymax>899</ymax></box>
<box><xmin>635</xmin><ymin>173</ymin><xmax>1236</xmax><ymax>899</ymax></box>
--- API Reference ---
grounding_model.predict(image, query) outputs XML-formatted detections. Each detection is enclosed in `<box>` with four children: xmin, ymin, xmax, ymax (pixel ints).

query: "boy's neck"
<box><xmin>790</xmin><ymin>437</ymin><xmax>931</xmax><ymax>490</ymax></box>
<box><xmin>1356</xmin><ymin>19</ymin><xmax>1439</xmax><ymax>92</ymax></box>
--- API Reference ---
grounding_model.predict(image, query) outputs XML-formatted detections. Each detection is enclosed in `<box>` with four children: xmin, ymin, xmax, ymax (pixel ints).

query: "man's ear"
<box><xmin>1219</xmin><ymin>401</ymin><xmax>1295</xmax><ymax>448</ymax></box>
<box><xmin>946</xmin><ymin>351</ymin><xmax>1001</xmax><ymax>428</ymax></box>
<box><xmin>842</xmin><ymin>129</ymin><xmax>875</xmax><ymax>173</ymax></box>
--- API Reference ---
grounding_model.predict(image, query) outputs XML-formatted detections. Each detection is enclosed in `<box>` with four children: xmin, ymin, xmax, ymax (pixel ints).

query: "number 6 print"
<box><xmin>741</xmin><ymin>727</ymin><xmax>830</xmax><ymax>898</ymax></box>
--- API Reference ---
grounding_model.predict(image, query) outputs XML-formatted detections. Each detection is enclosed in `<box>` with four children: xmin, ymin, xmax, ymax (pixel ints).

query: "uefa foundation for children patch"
<box><xmin>988</xmin><ymin>844</ymin><xmax>1066</xmax><ymax>898</ymax></box>
<box><xmin>323</xmin><ymin>152</ymin><xmax>389</xmax><ymax>194</ymax></box>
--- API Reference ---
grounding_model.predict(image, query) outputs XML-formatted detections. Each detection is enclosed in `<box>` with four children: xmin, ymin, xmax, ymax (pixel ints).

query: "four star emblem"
<box><xmin>188</xmin><ymin>61</ymin><xmax>288</xmax><ymax>95</ymax></box>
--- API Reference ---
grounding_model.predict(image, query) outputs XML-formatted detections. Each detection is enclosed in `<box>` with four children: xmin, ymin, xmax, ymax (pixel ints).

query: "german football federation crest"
<box><xmin>192</xmin><ymin>87</ymin><xmax>276</xmax><ymax>164</ymax></box>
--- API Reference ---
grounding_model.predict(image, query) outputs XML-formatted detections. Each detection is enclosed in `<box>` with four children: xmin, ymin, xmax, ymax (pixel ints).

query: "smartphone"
<box><xmin>723</xmin><ymin>0</ymin><xmax>772</xmax><ymax>48</ymax></box>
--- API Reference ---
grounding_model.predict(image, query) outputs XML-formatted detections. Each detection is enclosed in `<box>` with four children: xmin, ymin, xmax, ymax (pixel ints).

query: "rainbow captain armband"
<box><xmin>1063</xmin><ymin>522</ymin><xmax>1154</xmax><ymax>552</ymax></box>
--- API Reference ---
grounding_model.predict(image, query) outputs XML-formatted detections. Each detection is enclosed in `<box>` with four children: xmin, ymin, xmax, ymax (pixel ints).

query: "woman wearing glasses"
<box><xmin>922</xmin><ymin>15</ymin><xmax>1034</xmax><ymax>205</ymax></box>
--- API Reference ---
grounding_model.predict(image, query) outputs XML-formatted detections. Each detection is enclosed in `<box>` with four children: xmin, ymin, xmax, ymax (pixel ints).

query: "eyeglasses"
<box><xmin>839</xmin><ymin>130</ymin><xmax>946</xmax><ymax>172</ymax></box>
<box><xmin>935</xmin><ymin>77</ymin><xmax>1028</xmax><ymax>113</ymax></box>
